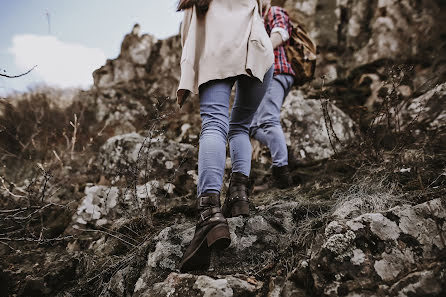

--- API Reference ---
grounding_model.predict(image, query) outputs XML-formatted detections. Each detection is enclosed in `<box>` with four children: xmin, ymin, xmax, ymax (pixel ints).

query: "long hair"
<box><xmin>177</xmin><ymin>0</ymin><xmax>212</xmax><ymax>16</ymax></box>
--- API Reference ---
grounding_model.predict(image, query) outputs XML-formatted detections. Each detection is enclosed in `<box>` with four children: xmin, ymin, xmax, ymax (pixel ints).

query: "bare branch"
<box><xmin>0</xmin><ymin>65</ymin><xmax>37</xmax><ymax>78</ymax></box>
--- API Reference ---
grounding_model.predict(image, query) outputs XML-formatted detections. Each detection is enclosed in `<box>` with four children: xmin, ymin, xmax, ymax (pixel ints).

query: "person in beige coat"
<box><xmin>176</xmin><ymin>0</ymin><xmax>274</xmax><ymax>271</ymax></box>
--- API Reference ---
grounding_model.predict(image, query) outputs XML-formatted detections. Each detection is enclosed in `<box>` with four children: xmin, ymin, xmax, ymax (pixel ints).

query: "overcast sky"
<box><xmin>0</xmin><ymin>0</ymin><xmax>183</xmax><ymax>96</ymax></box>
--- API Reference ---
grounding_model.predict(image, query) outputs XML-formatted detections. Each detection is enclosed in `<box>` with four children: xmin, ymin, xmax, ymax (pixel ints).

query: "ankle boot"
<box><xmin>179</xmin><ymin>193</ymin><xmax>231</xmax><ymax>272</ymax></box>
<box><xmin>272</xmin><ymin>165</ymin><xmax>293</xmax><ymax>189</ymax></box>
<box><xmin>222</xmin><ymin>172</ymin><xmax>250</xmax><ymax>218</ymax></box>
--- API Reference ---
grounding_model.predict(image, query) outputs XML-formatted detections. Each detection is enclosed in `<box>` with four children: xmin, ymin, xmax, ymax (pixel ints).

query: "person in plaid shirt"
<box><xmin>250</xmin><ymin>0</ymin><xmax>295</xmax><ymax>188</ymax></box>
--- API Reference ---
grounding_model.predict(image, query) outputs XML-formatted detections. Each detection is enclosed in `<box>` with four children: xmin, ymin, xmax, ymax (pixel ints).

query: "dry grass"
<box><xmin>331</xmin><ymin>172</ymin><xmax>405</xmax><ymax>219</ymax></box>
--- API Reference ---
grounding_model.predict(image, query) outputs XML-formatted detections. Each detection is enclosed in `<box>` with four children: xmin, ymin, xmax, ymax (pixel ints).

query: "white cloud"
<box><xmin>10</xmin><ymin>34</ymin><xmax>106</xmax><ymax>88</ymax></box>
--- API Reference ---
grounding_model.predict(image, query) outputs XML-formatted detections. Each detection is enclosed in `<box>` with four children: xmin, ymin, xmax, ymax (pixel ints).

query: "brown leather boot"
<box><xmin>222</xmin><ymin>172</ymin><xmax>250</xmax><ymax>218</ymax></box>
<box><xmin>179</xmin><ymin>193</ymin><xmax>231</xmax><ymax>272</ymax></box>
<box><xmin>272</xmin><ymin>165</ymin><xmax>293</xmax><ymax>189</ymax></box>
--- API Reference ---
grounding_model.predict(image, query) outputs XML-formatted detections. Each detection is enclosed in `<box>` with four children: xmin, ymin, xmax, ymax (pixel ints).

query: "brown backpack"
<box><xmin>285</xmin><ymin>20</ymin><xmax>317</xmax><ymax>86</ymax></box>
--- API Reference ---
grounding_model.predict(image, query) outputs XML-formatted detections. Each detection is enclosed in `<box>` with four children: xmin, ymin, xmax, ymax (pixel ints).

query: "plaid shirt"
<box><xmin>264</xmin><ymin>6</ymin><xmax>295</xmax><ymax>77</ymax></box>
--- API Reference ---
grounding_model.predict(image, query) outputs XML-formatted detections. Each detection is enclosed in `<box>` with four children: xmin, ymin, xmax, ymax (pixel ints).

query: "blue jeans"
<box><xmin>250</xmin><ymin>74</ymin><xmax>294</xmax><ymax>167</ymax></box>
<box><xmin>197</xmin><ymin>67</ymin><xmax>273</xmax><ymax>196</ymax></box>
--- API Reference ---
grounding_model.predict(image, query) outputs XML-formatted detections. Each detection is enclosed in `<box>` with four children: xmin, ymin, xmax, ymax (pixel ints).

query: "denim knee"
<box><xmin>228</xmin><ymin>124</ymin><xmax>249</xmax><ymax>141</ymax></box>
<box><xmin>201</xmin><ymin>119</ymin><xmax>229</xmax><ymax>142</ymax></box>
<box><xmin>259</xmin><ymin>120</ymin><xmax>281</xmax><ymax>130</ymax></box>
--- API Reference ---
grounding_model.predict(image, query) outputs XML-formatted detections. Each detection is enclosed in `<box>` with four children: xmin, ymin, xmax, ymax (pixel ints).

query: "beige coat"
<box><xmin>176</xmin><ymin>0</ymin><xmax>274</xmax><ymax>106</ymax></box>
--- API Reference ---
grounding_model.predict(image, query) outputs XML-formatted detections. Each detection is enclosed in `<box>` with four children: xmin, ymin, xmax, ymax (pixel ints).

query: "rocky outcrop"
<box><xmin>278</xmin><ymin>0</ymin><xmax>446</xmax><ymax>123</ymax></box>
<box><xmin>93</xmin><ymin>28</ymin><xmax>182</xmax><ymax>99</ymax></box>
<box><xmin>95</xmin><ymin>90</ymin><xmax>148</xmax><ymax>135</ymax></box>
<box><xmin>281</xmin><ymin>0</ymin><xmax>442</xmax><ymax>71</ymax></box>
<box><xmin>89</xmin><ymin>0</ymin><xmax>446</xmax><ymax>144</ymax></box>
<box><xmin>93</xmin><ymin>26</ymin><xmax>157</xmax><ymax>89</ymax></box>
<box><xmin>335</xmin><ymin>0</ymin><xmax>436</xmax><ymax>69</ymax></box>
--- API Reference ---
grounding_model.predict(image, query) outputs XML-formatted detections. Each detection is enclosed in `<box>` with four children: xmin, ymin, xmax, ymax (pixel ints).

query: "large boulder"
<box><xmin>98</xmin><ymin>133</ymin><xmax>197</xmax><ymax>193</ymax></box>
<box><xmin>281</xmin><ymin>90</ymin><xmax>356</xmax><ymax>162</ymax></box>
<box><xmin>300</xmin><ymin>198</ymin><xmax>446</xmax><ymax>297</ymax></box>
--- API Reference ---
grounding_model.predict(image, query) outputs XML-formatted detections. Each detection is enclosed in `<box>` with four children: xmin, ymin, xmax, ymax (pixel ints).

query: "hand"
<box><xmin>177</xmin><ymin>0</ymin><xmax>212</xmax><ymax>15</ymax></box>
<box><xmin>177</xmin><ymin>0</ymin><xmax>195</xmax><ymax>11</ymax></box>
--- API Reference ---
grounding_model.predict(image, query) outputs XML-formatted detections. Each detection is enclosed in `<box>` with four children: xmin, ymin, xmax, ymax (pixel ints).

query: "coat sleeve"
<box><xmin>181</xmin><ymin>8</ymin><xmax>193</xmax><ymax>48</ymax></box>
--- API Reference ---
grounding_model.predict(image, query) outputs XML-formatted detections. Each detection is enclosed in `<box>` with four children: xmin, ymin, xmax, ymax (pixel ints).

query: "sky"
<box><xmin>0</xmin><ymin>0</ymin><xmax>183</xmax><ymax>96</ymax></box>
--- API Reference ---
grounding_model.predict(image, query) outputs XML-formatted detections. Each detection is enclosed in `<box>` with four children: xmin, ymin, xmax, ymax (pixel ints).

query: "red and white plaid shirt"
<box><xmin>264</xmin><ymin>6</ymin><xmax>295</xmax><ymax>77</ymax></box>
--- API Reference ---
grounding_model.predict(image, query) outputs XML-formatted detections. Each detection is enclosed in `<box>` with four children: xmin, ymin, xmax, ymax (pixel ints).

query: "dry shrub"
<box><xmin>0</xmin><ymin>89</ymin><xmax>97</xmax><ymax>164</ymax></box>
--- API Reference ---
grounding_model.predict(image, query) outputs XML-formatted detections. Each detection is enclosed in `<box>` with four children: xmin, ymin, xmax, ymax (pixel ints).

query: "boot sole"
<box><xmin>179</xmin><ymin>224</ymin><xmax>230</xmax><ymax>272</ymax></box>
<box><xmin>207</xmin><ymin>224</ymin><xmax>231</xmax><ymax>250</ymax></box>
<box><xmin>223</xmin><ymin>201</ymin><xmax>250</xmax><ymax>218</ymax></box>
<box><xmin>179</xmin><ymin>235</ymin><xmax>210</xmax><ymax>272</ymax></box>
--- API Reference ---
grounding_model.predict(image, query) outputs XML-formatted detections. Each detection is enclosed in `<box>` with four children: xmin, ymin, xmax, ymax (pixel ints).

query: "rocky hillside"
<box><xmin>1</xmin><ymin>1</ymin><xmax>445</xmax><ymax>296</ymax></box>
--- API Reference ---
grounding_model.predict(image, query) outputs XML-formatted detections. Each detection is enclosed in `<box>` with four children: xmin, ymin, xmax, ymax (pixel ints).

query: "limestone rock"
<box><xmin>281</xmin><ymin>90</ymin><xmax>356</xmax><ymax>162</ymax></box>
<box><xmin>98</xmin><ymin>133</ymin><xmax>197</xmax><ymax>195</ymax></box>
<box><xmin>71</xmin><ymin>183</ymin><xmax>160</xmax><ymax>229</ymax></box>
<box><xmin>306</xmin><ymin>198</ymin><xmax>446</xmax><ymax>296</ymax></box>
<box><xmin>397</xmin><ymin>82</ymin><xmax>446</xmax><ymax>131</ymax></box>
<box><xmin>71</xmin><ymin>176</ymin><xmax>198</xmax><ymax>229</ymax></box>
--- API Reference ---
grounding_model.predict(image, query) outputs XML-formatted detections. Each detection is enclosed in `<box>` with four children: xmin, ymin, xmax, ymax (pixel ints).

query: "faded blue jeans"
<box><xmin>197</xmin><ymin>67</ymin><xmax>273</xmax><ymax>196</ymax></box>
<box><xmin>250</xmin><ymin>74</ymin><xmax>294</xmax><ymax>167</ymax></box>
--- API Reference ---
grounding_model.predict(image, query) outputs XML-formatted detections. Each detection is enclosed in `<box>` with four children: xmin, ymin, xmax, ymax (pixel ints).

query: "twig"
<box><xmin>97</xmin><ymin>225</ymin><xmax>140</xmax><ymax>245</ymax></box>
<box><xmin>0</xmin><ymin>235</ymin><xmax>74</xmax><ymax>242</ymax></box>
<box><xmin>0</xmin><ymin>176</ymin><xmax>27</xmax><ymax>199</ymax></box>
<box><xmin>0</xmin><ymin>240</ymin><xmax>18</xmax><ymax>251</ymax></box>
<box><xmin>0</xmin><ymin>206</ymin><xmax>40</xmax><ymax>214</ymax></box>
<box><xmin>53</xmin><ymin>150</ymin><xmax>64</xmax><ymax>168</ymax></box>
<box><xmin>319</xmin><ymin>76</ymin><xmax>341</xmax><ymax>154</ymax></box>
<box><xmin>70</xmin><ymin>114</ymin><xmax>79</xmax><ymax>160</ymax></box>
<box><xmin>77</xmin><ymin>228</ymin><xmax>137</xmax><ymax>248</ymax></box>
<box><xmin>4</xmin><ymin>202</ymin><xmax>58</xmax><ymax>220</ymax></box>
